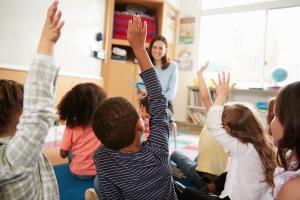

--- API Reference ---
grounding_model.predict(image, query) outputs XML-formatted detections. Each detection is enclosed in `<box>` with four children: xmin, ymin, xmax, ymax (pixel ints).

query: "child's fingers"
<box><xmin>47</xmin><ymin>1</ymin><xmax>58</xmax><ymax>23</ymax></box>
<box><xmin>142</xmin><ymin>21</ymin><xmax>147</xmax><ymax>36</ymax></box>
<box><xmin>52</xmin><ymin>10</ymin><xmax>62</xmax><ymax>28</ymax></box>
<box><xmin>202</xmin><ymin>61</ymin><xmax>209</xmax><ymax>69</ymax></box>
<box><xmin>137</xmin><ymin>15</ymin><xmax>142</xmax><ymax>31</ymax></box>
<box><xmin>128</xmin><ymin>19</ymin><xmax>133</xmax><ymax>31</ymax></box>
<box><xmin>226</xmin><ymin>72</ymin><xmax>230</xmax><ymax>84</ymax></box>
<box><xmin>133</xmin><ymin>15</ymin><xmax>138</xmax><ymax>30</ymax></box>
<box><xmin>211</xmin><ymin>79</ymin><xmax>217</xmax><ymax>88</ymax></box>
<box><xmin>218</xmin><ymin>73</ymin><xmax>221</xmax><ymax>84</ymax></box>
<box><xmin>222</xmin><ymin>71</ymin><xmax>225</xmax><ymax>83</ymax></box>
<box><xmin>54</xmin><ymin>21</ymin><xmax>64</xmax><ymax>33</ymax></box>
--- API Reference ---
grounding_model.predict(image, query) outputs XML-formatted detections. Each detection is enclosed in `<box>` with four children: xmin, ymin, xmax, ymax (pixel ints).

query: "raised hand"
<box><xmin>212</xmin><ymin>72</ymin><xmax>232</xmax><ymax>105</ymax></box>
<box><xmin>127</xmin><ymin>15</ymin><xmax>152</xmax><ymax>72</ymax></box>
<box><xmin>137</xmin><ymin>91</ymin><xmax>147</xmax><ymax>101</ymax></box>
<box><xmin>38</xmin><ymin>0</ymin><xmax>64</xmax><ymax>55</ymax></box>
<box><xmin>196</xmin><ymin>61</ymin><xmax>213</xmax><ymax>111</ymax></box>
<box><xmin>197</xmin><ymin>61</ymin><xmax>209</xmax><ymax>77</ymax></box>
<box><xmin>127</xmin><ymin>15</ymin><xmax>147</xmax><ymax>50</ymax></box>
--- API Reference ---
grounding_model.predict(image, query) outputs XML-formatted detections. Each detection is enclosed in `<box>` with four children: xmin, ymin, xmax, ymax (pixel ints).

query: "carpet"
<box><xmin>53</xmin><ymin>163</ymin><xmax>94</xmax><ymax>200</ymax></box>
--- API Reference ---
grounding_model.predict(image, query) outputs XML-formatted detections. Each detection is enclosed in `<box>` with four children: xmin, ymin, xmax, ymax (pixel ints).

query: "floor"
<box><xmin>43</xmin><ymin>125</ymin><xmax>67</xmax><ymax>165</ymax></box>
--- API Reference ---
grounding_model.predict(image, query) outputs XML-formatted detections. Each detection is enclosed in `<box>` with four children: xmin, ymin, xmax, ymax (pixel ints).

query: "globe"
<box><xmin>272</xmin><ymin>68</ymin><xmax>288</xmax><ymax>83</ymax></box>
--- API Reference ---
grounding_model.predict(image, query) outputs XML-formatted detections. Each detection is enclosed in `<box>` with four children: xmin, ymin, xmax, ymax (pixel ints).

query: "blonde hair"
<box><xmin>222</xmin><ymin>103</ymin><xmax>276</xmax><ymax>187</ymax></box>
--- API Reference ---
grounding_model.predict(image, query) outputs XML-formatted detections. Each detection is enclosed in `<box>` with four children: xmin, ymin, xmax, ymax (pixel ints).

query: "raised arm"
<box><xmin>206</xmin><ymin>72</ymin><xmax>240</xmax><ymax>154</ymax></box>
<box><xmin>4</xmin><ymin>1</ymin><xmax>64</xmax><ymax>168</ymax></box>
<box><xmin>127</xmin><ymin>16</ymin><xmax>169</xmax><ymax>152</ymax></box>
<box><xmin>197</xmin><ymin>62</ymin><xmax>213</xmax><ymax>112</ymax></box>
<box><xmin>127</xmin><ymin>15</ymin><xmax>152</xmax><ymax>72</ymax></box>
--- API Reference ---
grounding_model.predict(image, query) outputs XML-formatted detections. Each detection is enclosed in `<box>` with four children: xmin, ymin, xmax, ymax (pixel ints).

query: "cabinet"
<box><xmin>102</xmin><ymin>0</ymin><xmax>178</xmax><ymax>106</ymax></box>
<box><xmin>187</xmin><ymin>86</ymin><xmax>277</xmax><ymax>126</ymax></box>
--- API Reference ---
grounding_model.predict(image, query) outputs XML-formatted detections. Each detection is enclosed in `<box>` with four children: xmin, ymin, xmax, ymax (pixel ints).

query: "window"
<box><xmin>199</xmin><ymin>3</ymin><xmax>300</xmax><ymax>87</ymax></box>
<box><xmin>199</xmin><ymin>11</ymin><xmax>266</xmax><ymax>87</ymax></box>
<box><xmin>265</xmin><ymin>6</ymin><xmax>300</xmax><ymax>85</ymax></box>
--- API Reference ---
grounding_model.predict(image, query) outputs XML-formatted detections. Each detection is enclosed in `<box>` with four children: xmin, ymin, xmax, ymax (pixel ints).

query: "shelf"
<box><xmin>110</xmin><ymin>59</ymin><xmax>138</xmax><ymax>67</ymax></box>
<box><xmin>115</xmin><ymin>0</ymin><xmax>164</xmax><ymax>10</ymax></box>
<box><xmin>112</xmin><ymin>39</ymin><xmax>130</xmax><ymax>46</ymax></box>
<box><xmin>112</xmin><ymin>39</ymin><xmax>150</xmax><ymax>47</ymax></box>
<box><xmin>187</xmin><ymin>85</ymin><xmax>277</xmax><ymax>95</ymax></box>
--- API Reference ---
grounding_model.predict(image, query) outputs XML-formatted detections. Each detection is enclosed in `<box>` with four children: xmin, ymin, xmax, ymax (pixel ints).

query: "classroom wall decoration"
<box><xmin>176</xmin><ymin>17</ymin><xmax>195</xmax><ymax>72</ymax></box>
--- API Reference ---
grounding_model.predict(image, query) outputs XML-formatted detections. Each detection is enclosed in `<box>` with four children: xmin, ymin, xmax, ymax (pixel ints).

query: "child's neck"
<box><xmin>120</xmin><ymin>134</ymin><xmax>141</xmax><ymax>153</ymax></box>
<box><xmin>0</xmin><ymin>129</ymin><xmax>16</xmax><ymax>138</ymax></box>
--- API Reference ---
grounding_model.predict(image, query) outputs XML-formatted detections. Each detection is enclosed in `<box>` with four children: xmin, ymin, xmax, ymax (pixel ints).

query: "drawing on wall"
<box><xmin>176</xmin><ymin>17</ymin><xmax>196</xmax><ymax>71</ymax></box>
<box><xmin>179</xmin><ymin>17</ymin><xmax>195</xmax><ymax>45</ymax></box>
<box><xmin>176</xmin><ymin>47</ymin><xmax>193</xmax><ymax>71</ymax></box>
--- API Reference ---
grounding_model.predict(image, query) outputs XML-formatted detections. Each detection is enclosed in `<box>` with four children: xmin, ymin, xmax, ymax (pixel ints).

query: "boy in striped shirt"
<box><xmin>92</xmin><ymin>15</ymin><xmax>177</xmax><ymax>200</ymax></box>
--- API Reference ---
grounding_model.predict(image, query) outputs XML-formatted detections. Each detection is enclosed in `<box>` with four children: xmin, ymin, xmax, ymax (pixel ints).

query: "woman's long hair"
<box><xmin>222</xmin><ymin>104</ymin><xmax>276</xmax><ymax>187</ymax></box>
<box><xmin>275</xmin><ymin>81</ymin><xmax>300</xmax><ymax>170</ymax></box>
<box><xmin>148</xmin><ymin>35</ymin><xmax>170</xmax><ymax>70</ymax></box>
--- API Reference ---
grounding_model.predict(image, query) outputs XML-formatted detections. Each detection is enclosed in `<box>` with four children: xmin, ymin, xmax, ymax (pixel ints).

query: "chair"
<box><xmin>169</xmin><ymin>118</ymin><xmax>177</xmax><ymax>149</ymax></box>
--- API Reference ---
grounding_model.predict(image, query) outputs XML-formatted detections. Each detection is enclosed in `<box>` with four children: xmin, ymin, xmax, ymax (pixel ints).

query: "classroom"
<box><xmin>0</xmin><ymin>0</ymin><xmax>299</xmax><ymax>200</ymax></box>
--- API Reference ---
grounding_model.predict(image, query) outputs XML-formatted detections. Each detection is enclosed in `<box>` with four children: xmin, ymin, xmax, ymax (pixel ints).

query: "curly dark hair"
<box><xmin>92</xmin><ymin>97</ymin><xmax>139</xmax><ymax>150</ymax></box>
<box><xmin>275</xmin><ymin>81</ymin><xmax>300</xmax><ymax>170</ymax></box>
<box><xmin>0</xmin><ymin>80</ymin><xmax>23</xmax><ymax>134</ymax></box>
<box><xmin>57</xmin><ymin>83</ymin><xmax>106</xmax><ymax>128</ymax></box>
<box><xmin>222</xmin><ymin>104</ymin><xmax>276</xmax><ymax>187</ymax></box>
<box><xmin>148</xmin><ymin>35</ymin><xmax>170</xmax><ymax>70</ymax></box>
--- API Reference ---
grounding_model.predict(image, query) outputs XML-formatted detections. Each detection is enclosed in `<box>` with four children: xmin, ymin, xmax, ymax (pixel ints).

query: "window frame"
<box><xmin>198</xmin><ymin>0</ymin><xmax>300</xmax><ymax>87</ymax></box>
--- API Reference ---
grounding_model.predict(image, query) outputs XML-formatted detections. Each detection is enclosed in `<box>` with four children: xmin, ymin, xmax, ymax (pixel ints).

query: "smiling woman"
<box><xmin>147</xmin><ymin>35</ymin><xmax>179</xmax><ymax>117</ymax></box>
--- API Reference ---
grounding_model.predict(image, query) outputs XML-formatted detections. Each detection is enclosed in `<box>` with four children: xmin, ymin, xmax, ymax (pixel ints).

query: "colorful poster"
<box><xmin>179</xmin><ymin>17</ymin><xmax>195</xmax><ymax>45</ymax></box>
<box><xmin>176</xmin><ymin>47</ymin><xmax>193</xmax><ymax>71</ymax></box>
<box><xmin>177</xmin><ymin>17</ymin><xmax>195</xmax><ymax>71</ymax></box>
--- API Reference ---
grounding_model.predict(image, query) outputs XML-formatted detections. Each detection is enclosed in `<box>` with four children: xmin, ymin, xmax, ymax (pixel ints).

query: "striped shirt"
<box><xmin>94</xmin><ymin>68</ymin><xmax>177</xmax><ymax>200</ymax></box>
<box><xmin>0</xmin><ymin>55</ymin><xmax>59</xmax><ymax>199</ymax></box>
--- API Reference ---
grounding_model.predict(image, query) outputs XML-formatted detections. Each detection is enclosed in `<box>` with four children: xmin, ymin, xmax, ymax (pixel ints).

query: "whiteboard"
<box><xmin>0</xmin><ymin>0</ymin><xmax>106</xmax><ymax>78</ymax></box>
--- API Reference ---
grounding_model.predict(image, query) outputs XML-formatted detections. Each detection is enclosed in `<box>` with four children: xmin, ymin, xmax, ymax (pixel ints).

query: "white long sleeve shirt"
<box><xmin>207</xmin><ymin>105</ymin><xmax>273</xmax><ymax>200</ymax></box>
<box><xmin>0</xmin><ymin>54</ymin><xmax>59</xmax><ymax>199</ymax></box>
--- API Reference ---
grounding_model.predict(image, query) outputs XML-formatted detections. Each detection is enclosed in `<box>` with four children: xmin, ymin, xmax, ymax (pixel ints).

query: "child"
<box><xmin>138</xmin><ymin>95</ymin><xmax>150</xmax><ymax>140</ymax></box>
<box><xmin>171</xmin><ymin>62</ymin><xmax>228</xmax><ymax>190</ymax></box>
<box><xmin>205</xmin><ymin>72</ymin><xmax>276</xmax><ymax>200</ymax></box>
<box><xmin>92</xmin><ymin>15</ymin><xmax>177</xmax><ymax>199</ymax></box>
<box><xmin>271</xmin><ymin>81</ymin><xmax>300</xmax><ymax>200</ymax></box>
<box><xmin>0</xmin><ymin>1</ymin><xmax>63</xmax><ymax>199</ymax></box>
<box><xmin>58</xmin><ymin>83</ymin><xmax>106</xmax><ymax>179</ymax></box>
<box><xmin>266</xmin><ymin>98</ymin><xmax>275</xmax><ymax>135</ymax></box>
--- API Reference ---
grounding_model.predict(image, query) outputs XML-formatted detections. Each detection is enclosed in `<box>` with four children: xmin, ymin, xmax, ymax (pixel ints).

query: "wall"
<box><xmin>0</xmin><ymin>0</ymin><xmax>106</xmax><ymax>78</ymax></box>
<box><xmin>0</xmin><ymin>68</ymin><xmax>103</xmax><ymax>106</ymax></box>
<box><xmin>167</xmin><ymin>0</ymin><xmax>180</xmax><ymax>9</ymax></box>
<box><xmin>173</xmin><ymin>0</ymin><xmax>202</xmax><ymax>121</ymax></box>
